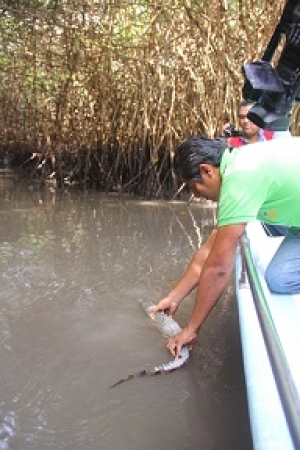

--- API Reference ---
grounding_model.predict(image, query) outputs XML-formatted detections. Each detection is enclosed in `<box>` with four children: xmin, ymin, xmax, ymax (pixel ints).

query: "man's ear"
<box><xmin>199</xmin><ymin>164</ymin><xmax>213</xmax><ymax>177</ymax></box>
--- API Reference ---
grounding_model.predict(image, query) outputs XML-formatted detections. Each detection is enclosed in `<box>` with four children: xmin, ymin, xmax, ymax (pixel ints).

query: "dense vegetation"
<box><xmin>0</xmin><ymin>0</ymin><xmax>299</xmax><ymax>196</ymax></box>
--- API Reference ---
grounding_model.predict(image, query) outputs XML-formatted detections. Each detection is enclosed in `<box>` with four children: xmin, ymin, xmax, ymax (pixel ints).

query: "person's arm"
<box><xmin>151</xmin><ymin>228</ymin><xmax>218</xmax><ymax>316</ymax></box>
<box><xmin>166</xmin><ymin>223</ymin><xmax>246</xmax><ymax>357</ymax></box>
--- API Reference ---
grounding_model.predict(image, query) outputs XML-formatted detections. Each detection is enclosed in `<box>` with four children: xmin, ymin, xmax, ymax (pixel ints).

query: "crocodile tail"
<box><xmin>110</xmin><ymin>369</ymin><xmax>157</xmax><ymax>388</ymax></box>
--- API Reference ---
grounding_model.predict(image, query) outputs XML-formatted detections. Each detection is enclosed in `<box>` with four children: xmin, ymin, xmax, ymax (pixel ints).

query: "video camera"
<box><xmin>242</xmin><ymin>0</ymin><xmax>300</xmax><ymax>131</ymax></box>
<box><xmin>222</xmin><ymin>124</ymin><xmax>243</xmax><ymax>138</ymax></box>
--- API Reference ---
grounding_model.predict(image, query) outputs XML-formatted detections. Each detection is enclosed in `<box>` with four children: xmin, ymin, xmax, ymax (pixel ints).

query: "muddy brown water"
<box><xmin>0</xmin><ymin>171</ymin><xmax>253</xmax><ymax>450</ymax></box>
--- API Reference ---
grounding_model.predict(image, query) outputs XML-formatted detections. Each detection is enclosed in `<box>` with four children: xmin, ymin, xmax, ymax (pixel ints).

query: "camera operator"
<box><xmin>222</xmin><ymin>100</ymin><xmax>292</xmax><ymax>237</ymax></box>
<box><xmin>223</xmin><ymin>100</ymin><xmax>291</xmax><ymax>147</ymax></box>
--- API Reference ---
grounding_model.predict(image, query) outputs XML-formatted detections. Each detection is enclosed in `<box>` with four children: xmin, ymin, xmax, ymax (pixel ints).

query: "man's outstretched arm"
<box><xmin>167</xmin><ymin>223</ymin><xmax>246</xmax><ymax>357</ymax></box>
<box><xmin>152</xmin><ymin>228</ymin><xmax>218</xmax><ymax>316</ymax></box>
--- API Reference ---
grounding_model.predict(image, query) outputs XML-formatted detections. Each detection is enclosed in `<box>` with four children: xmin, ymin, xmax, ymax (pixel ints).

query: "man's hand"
<box><xmin>167</xmin><ymin>326</ymin><xmax>197</xmax><ymax>357</ymax></box>
<box><xmin>151</xmin><ymin>296</ymin><xmax>179</xmax><ymax>317</ymax></box>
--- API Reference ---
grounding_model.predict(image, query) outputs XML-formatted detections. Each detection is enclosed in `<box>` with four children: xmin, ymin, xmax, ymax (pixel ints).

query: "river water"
<box><xmin>0</xmin><ymin>170</ymin><xmax>252</xmax><ymax>450</ymax></box>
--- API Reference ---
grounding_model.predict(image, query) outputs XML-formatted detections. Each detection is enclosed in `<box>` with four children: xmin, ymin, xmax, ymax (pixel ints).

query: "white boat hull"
<box><xmin>235</xmin><ymin>221</ymin><xmax>300</xmax><ymax>450</ymax></box>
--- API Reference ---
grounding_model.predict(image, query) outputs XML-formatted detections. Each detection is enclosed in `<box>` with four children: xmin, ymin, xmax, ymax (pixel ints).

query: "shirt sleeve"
<box><xmin>217</xmin><ymin>171</ymin><xmax>271</xmax><ymax>226</ymax></box>
<box><xmin>272</xmin><ymin>130</ymin><xmax>292</xmax><ymax>139</ymax></box>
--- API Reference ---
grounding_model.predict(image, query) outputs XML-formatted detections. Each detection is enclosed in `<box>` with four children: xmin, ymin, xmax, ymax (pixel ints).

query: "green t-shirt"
<box><xmin>218</xmin><ymin>137</ymin><xmax>300</xmax><ymax>227</ymax></box>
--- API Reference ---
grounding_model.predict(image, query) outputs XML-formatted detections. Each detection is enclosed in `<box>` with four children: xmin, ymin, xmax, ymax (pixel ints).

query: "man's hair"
<box><xmin>238</xmin><ymin>99</ymin><xmax>255</xmax><ymax>111</ymax></box>
<box><xmin>173</xmin><ymin>136</ymin><xmax>227</xmax><ymax>181</ymax></box>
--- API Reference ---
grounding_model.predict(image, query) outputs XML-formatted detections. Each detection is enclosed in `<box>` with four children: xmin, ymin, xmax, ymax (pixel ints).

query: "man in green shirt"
<box><xmin>152</xmin><ymin>136</ymin><xmax>300</xmax><ymax>358</ymax></box>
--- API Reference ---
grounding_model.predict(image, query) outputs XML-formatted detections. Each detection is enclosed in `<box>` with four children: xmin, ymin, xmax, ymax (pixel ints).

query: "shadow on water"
<box><xmin>0</xmin><ymin>172</ymin><xmax>253</xmax><ymax>450</ymax></box>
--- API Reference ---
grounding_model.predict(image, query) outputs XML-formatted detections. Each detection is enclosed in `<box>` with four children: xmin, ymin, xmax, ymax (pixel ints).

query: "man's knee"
<box><xmin>265</xmin><ymin>263</ymin><xmax>300</xmax><ymax>294</ymax></box>
<box><xmin>265</xmin><ymin>266</ymin><xmax>288</xmax><ymax>294</ymax></box>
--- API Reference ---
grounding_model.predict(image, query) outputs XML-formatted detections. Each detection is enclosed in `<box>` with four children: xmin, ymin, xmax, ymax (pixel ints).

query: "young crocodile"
<box><xmin>110</xmin><ymin>300</ymin><xmax>189</xmax><ymax>388</ymax></box>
